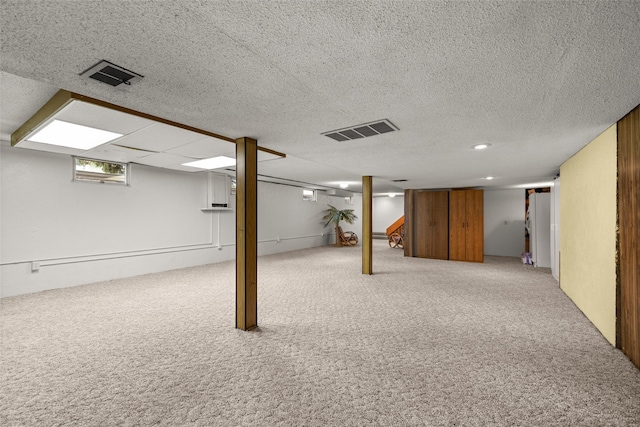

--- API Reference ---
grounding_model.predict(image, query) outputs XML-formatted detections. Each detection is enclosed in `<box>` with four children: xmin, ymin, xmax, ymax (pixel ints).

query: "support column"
<box><xmin>404</xmin><ymin>189</ymin><xmax>415</xmax><ymax>257</ymax></box>
<box><xmin>617</xmin><ymin>105</ymin><xmax>640</xmax><ymax>368</ymax></box>
<box><xmin>362</xmin><ymin>176</ymin><xmax>373</xmax><ymax>275</ymax></box>
<box><xmin>236</xmin><ymin>137</ymin><xmax>258</xmax><ymax>330</ymax></box>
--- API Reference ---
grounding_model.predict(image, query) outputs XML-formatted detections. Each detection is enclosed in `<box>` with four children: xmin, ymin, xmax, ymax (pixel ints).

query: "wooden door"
<box><xmin>465</xmin><ymin>190</ymin><xmax>484</xmax><ymax>262</ymax></box>
<box><xmin>408</xmin><ymin>191</ymin><xmax>449</xmax><ymax>259</ymax></box>
<box><xmin>431</xmin><ymin>191</ymin><xmax>450</xmax><ymax>259</ymax></box>
<box><xmin>449</xmin><ymin>189</ymin><xmax>484</xmax><ymax>262</ymax></box>
<box><xmin>449</xmin><ymin>190</ymin><xmax>466</xmax><ymax>261</ymax></box>
<box><xmin>414</xmin><ymin>191</ymin><xmax>432</xmax><ymax>258</ymax></box>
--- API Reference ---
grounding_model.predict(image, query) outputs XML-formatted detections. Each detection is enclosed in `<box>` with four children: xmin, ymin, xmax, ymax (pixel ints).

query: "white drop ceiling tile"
<box><xmin>85</xmin><ymin>144</ymin><xmax>153</xmax><ymax>163</ymax></box>
<box><xmin>257</xmin><ymin>150</ymin><xmax>283</xmax><ymax>162</ymax></box>
<box><xmin>134</xmin><ymin>152</ymin><xmax>196</xmax><ymax>168</ymax></box>
<box><xmin>165</xmin><ymin>136</ymin><xmax>236</xmax><ymax>158</ymax></box>
<box><xmin>15</xmin><ymin>140</ymin><xmax>85</xmax><ymax>156</ymax></box>
<box><xmin>116</xmin><ymin>122</ymin><xmax>204</xmax><ymax>152</ymax></box>
<box><xmin>56</xmin><ymin>100</ymin><xmax>155</xmax><ymax>134</ymax></box>
<box><xmin>161</xmin><ymin>163</ymin><xmax>208</xmax><ymax>173</ymax></box>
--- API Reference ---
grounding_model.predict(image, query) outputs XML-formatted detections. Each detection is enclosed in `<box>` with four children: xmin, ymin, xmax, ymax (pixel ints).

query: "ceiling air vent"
<box><xmin>80</xmin><ymin>60</ymin><xmax>143</xmax><ymax>87</ymax></box>
<box><xmin>322</xmin><ymin>119</ymin><xmax>398</xmax><ymax>142</ymax></box>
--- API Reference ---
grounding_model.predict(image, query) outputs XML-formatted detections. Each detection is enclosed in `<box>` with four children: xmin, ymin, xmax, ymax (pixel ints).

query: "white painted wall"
<box><xmin>0</xmin><ymin>142</ymin><xmax>346</xmax><ymax>297</ymax></box>
<box><xmin>372</xmin><ymin>195</ymin><xmax>404</xmax><ymax>233</ymax></box>
<box><xmin>483</xmin><ymin>189</ymin><xmax>525</xmax><ymax>257</ymax></box>
<box><xmin>256</xmin><ymin>184</ymin><xmax>356</xmax><ymax>254</ymax></box>
<box><xmin>1</xmin><ymin>141</ymin><xmax>530</xmax><ymax>297</ymax></box>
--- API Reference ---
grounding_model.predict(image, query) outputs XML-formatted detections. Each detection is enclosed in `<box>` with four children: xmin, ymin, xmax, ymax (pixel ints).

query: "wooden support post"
<box><xmin>404</xmin><ymin>189</ymin><xmax>415</xmax><ymax>257</ymax></box>
<box><xmin>362</xmin><ymin>176</ymin><xmax>373</xmax><ymax>275</ymax></box>
<box><xmin>617</xmin><ymin>105</ymin><xmax>640</xmax><ymax>368</ymax></box>
<box><xmin>236</xmin><ymin>137</ymin><xmax>258</xmax><ymax>330</ymax></box>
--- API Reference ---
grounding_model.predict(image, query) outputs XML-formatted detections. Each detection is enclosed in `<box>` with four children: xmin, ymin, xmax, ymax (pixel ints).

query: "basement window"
<box><xmin>303</xmin><ymin>189</ymin><xmax>316</xmax><ymax>202</ymax></box>
<box><xmin>73</xmin><ymin>157</ymin><xmax>129</xmax><ymax>185</ymax></box>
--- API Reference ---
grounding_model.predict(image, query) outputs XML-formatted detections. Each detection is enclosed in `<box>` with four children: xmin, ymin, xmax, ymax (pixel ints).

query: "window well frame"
<box><xmin>72</xmin><ymin>156</ymin><xmax>130</xmax><ymax>185</ymax></box>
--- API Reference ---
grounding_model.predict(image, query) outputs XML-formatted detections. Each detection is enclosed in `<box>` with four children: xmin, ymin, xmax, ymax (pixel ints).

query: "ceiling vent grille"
<box><xmin>80</xmin><ymin>60</ymin><xmax>143</xmax><ymax>87</ymax></box>
<box><xmin>322</xmin><ymin>119</ymin><xmax>398</xmax><ymax>142</ymax></box>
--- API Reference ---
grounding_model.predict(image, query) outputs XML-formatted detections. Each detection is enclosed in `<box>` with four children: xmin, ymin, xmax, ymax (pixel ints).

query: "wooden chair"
<box><xmin>388</xmin><ymin>231</ymin><xmax>404</xmax><ymax>249</ymax></box>
<box><xmin>337</xmin><ymin>226</ymin><xmax>359</xmax><ymax>246</ymax></box>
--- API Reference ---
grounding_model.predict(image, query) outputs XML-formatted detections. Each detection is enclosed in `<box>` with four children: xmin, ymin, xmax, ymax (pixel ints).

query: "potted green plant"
<box><xmin>322</xmin><ymin>204</ymin><xmax>358</xmax><ymax>247</ymax></box>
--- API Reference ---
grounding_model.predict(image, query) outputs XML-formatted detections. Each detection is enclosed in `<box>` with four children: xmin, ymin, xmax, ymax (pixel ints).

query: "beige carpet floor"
<box><xmin>1</xmin><ymin>240</ymin><xmax>639</xmax><ymax>426</ymax></box>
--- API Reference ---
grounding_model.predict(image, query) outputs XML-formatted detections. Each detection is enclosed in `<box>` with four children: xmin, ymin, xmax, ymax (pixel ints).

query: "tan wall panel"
<box><xmin>560</xmin><ymin>125</ymin><xmax>617</xmax><ymax>344</ymax></box>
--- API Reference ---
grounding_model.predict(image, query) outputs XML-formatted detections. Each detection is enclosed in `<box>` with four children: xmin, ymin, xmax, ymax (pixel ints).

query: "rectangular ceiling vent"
<box><xmin>80</xmin><ymin>60</ymin><xmax>143</xmax><ymax>87</ymax></box>
<box><xmin>322</xmin><ymin>119</ymin><xmax>398</xmax><ymax>142</ymax></box>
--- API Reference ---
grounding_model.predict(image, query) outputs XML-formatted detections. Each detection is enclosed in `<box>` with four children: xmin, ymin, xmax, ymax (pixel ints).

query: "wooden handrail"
<box><xmin>386</xmin><ymin>216</ymin><xmax>405</xmax><ymax>236</ymax></box>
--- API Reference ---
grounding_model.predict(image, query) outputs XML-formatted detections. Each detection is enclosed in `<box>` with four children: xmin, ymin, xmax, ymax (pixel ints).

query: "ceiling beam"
<box><xmin>11</xmin><ymin>89</ymin><xmax>286</xmax><ymax>159</ymax></box>
<box><xmin>11</xmin><ymin>90</ymin><xmax>73</xmax><ymax>146</ymax></box>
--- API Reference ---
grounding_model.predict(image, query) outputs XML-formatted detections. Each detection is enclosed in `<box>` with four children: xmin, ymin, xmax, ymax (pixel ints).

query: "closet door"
<box><xmin>431</xmin><ymin>191</ymin><xmax>450</xmax><ymax>259</ymax></box>
<box><xmin>408</xmin><ymin>190</ymin><xmax>449</xmax><ymax>259</ymax></box>
<box><xmin>449</xmin><ymin>190</ymin><xmax>467</xmax><ymax>261</ymax></box>
<box><xmin>414</xmin><ymin>191</ymin><xmax>432</xmax><ymax>258</ymax></box>
<box><xmin>465</xmin><ymin>190</ymin><xmax>484</xmax><ymax>262</ymax></box>
<box><xmin>449</xmin><ymin>189</ymin><xmax>484</xmax><ymax>262</ymax></box>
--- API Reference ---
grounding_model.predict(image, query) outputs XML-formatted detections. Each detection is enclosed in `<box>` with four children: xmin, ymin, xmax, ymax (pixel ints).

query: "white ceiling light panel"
<box><xmin>182</xmin><ymin>156</ymin><xmax>236</xmax><ymax>170</ymax></box>
<box><xmin>27</xmin><ymin>119</ymin><xmax>123</xmax><ymax>150</ymax></box>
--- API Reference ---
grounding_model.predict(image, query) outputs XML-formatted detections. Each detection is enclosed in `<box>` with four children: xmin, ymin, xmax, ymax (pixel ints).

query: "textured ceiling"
<box><xmin>1</xmin><ymin>0</ymin><xmax>639</xmax><ymax>195</ymax></box>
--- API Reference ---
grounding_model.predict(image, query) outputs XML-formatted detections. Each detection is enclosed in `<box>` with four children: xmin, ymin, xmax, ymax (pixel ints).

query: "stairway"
<box><xmin>386</xmin><ymin>216</ymin><xmax>405</xmax><ymax>237</ymax></box>
<box><xmin>386</xmin><ymin>216</ymin><xmax>405</xmax><ymax>249</ymax></box>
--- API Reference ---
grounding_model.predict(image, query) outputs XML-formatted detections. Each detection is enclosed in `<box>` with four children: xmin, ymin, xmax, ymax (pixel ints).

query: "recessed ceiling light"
<box><xmin>27</xmin><ymin>119</ymin><xmax>123</xmax><ymax>150</ymax></box>
<box><xmin>182</xmin><ymin>156</ymin><xmax>236</xmax><ymax>170</ymax></box>
<box><xmin>339</xmin><ymin>183</ymin><xmax>349</xmax><ymax>189</ymax></box>
<box><xmin>389</xmin><ymin>193</ymin><xmax>396</xmax><ymax>198</ymax></box>
<box><xmin>473</xmin><ymin>144</ymin><xmax>491</xmax><ymax>150</ymax></box>
<box><xmin>485</xmin><ymin>176</ymin><xmax>494</xmax><ymax>180</ymax></box>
